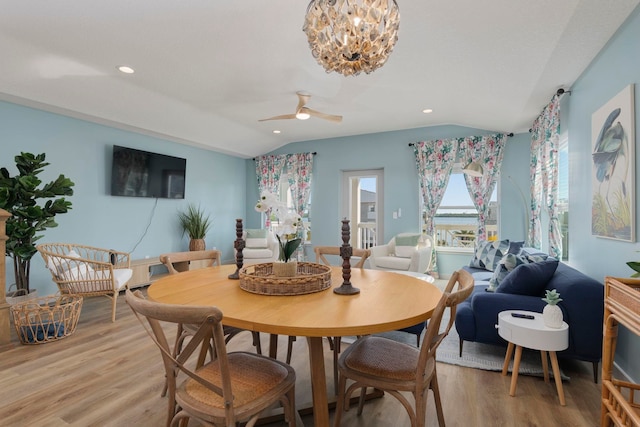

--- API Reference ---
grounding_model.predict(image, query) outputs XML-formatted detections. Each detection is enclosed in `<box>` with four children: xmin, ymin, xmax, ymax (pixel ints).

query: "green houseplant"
<box><xmin>178</xmin><ymin>203</ymin><xmax>212</xmax><ymax>251</ymax></box>
<box><xmin>0</xmin><ymin>153</ymin><xmax>74</xmax><ymax>295</ymax></box>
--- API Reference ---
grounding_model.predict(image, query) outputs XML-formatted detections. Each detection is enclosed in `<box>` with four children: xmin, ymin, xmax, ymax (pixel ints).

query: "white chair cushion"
<box><xmin>395</xmin><ymin>246</ymin><xmax>416</xmax><ymax>258</ymax></box>
<box><xmin>246</xmin><ymin>238</ymin><xmax>268</xmax><ymax>249</ymax></box>
<box><xmin>374</xmin><ymin>256</ymin><xmax>412</xmax><ymax>271</ymax></box>
<box><xmin>113</xmin><ymin>268</ymin><xmax>133</xmax><ymax>290</ymax></box>
<box><xmin>244</xmin><ymin>248</ymin><xmax>274</xmax><ymax>259</ymax></box>
<box><xmin>61</xmin><ymin>264</ymin><xmax>94</xmax><ymax>281</ymax></box>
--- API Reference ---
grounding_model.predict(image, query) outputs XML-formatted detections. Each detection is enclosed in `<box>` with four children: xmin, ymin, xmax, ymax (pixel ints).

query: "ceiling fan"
<box><xmin>259</xmin><ymin>92</ymin><xmax>342</xmax><ymax>123</ymax></box>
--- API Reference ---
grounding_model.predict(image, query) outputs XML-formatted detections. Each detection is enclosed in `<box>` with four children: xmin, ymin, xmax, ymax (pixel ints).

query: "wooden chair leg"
<box><xmin>111</xmin><ymin>292</ymin><xmax>117</xmax><ymax>322</ymax></box>
<box><xmin>333</xmin><ymin>337</ymin><xmax>341</xmax><ymax>395</ymax></box>
<box><xmin>593</xmin><ymin>361</ymin><xmax>599</xmax><ymax>383</ymax></box>
<box><xmin>286</xmin><ymin>336</ymin><xmax>296</xmax><ymax>364</ymax></box>
<box><xmin>431</xmin><ymin>369</ymin><xmax>445</xmax><ymax>427</ymax></box>
<box><xmin>252</xmin><ymin>332</ymin><xmax>262</xmax><ymax>355</ymax></box>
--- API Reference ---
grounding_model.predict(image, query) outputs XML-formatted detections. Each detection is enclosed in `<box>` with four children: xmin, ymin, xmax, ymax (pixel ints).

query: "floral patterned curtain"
<box><xmin>255</xmin><ymin>155</ymin><xmax>286</xmax><ymax>227</ymax></box>
<box><xmin>530</xmin><ymin>95</ymin><xmax>561</xmax><ymax>258</ymax></box>
<box><xmin>286</xmin><ymin>153</ymin><xmax>314</xmax><ymax>216</ymax></box>
<box><xmin>414</xmin><ymin>139</ymin><xmax>458</xmax><ymax>276</ymax></box>
<box><xmin>458</xmin><ymin>134</ymin><xmax>507</xmax><ymax>241</ymax></box>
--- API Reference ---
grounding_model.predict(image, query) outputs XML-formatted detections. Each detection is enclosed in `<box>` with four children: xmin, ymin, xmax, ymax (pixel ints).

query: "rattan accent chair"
<box><xmin>37</xmin><ymin>243</ymin><xmax>133</xmax><ymax>322</ymax></box>
<box><xmin>333</xmin><ymin>269</ymin><xmax>474</xmax><ymax>427</ymax></box>
<box><xmin>125</xmin><ymin>289</ymin><xmax>297</xmax><ymax>427</ymax></box>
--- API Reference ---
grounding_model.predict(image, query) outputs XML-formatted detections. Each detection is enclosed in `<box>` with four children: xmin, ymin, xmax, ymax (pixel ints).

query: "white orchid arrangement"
<box><xmin>255</xmin><ymin>191</ymin><xmax>302</xmax><ymax>262</ymax></box>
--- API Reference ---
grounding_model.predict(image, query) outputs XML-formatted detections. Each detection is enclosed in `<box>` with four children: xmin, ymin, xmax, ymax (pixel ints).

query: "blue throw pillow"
<box><xmin>496</xmin><ymin>259</ymin><xmax>559</xmax><ymax>296</ymax></box>
<box><xmin>469</xmin><ymin>239</ymin><xmax>511</xmax><ymax>271</ymax></box>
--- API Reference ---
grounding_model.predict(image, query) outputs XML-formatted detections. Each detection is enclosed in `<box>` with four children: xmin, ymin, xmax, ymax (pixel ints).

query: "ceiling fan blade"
<box><xmin>258</xmin><ymin>113</ymin><xmax>297</xmax><ymax>122</ymax></box>
<box><xmin>306</xmin><ymin>108</ymin><xmax>343</xmax><ymax>123</ymax></box>
<box><xmin>296</xmin><ymin>92</ymin><xmax>311</xmax><ymax>113</ymax></box>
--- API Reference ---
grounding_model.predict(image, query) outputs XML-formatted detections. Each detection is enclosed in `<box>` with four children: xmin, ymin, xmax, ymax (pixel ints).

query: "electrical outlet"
<box><xmin>392</xmin><ymin>211</ymin><xmax>398</xmax><ymax>219</ymax></box>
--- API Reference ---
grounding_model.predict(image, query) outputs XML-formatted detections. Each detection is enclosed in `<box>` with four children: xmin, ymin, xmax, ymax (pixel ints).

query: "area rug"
<box><xmin>375</xmin><ymin>307</ymin><xmax>570</xmax><ymax>381</ymax></box>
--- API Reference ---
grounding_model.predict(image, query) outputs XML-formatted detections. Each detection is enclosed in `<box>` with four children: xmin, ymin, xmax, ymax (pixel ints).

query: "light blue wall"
<box><xmin>565</xmin><ymin>5</ymin><xmax>640</xmax><ymax>381</ymax></box>
<box><xmin>248</xmin><ymin>126</ymin><xmax>530</xmax><ymax>267</ymax></box>
<box><xmin>2</xmin><ymin>101</ymin><xmax>247</xmax><ymax>295</ymax></box>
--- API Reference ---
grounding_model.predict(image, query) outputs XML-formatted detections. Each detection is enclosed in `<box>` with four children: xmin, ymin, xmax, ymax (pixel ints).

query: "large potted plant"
<box><xmin>0</xmin><ymin>153</ymin><xmax>74</xmax><ymax>298</ymax></box>
<box><xmin>178</xmin><ymin>204</ymin><xmax>212</xmax><ymax>251</ymax></box>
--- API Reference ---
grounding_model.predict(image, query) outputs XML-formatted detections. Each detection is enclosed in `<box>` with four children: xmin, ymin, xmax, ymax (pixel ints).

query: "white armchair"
<box><xmin>238</xmin><ymin>229</ymin><xmax>280</xmax><ymax>265</ymax></box>
<box><xmin>369</xmin><ymin>233</ymin><xmax>434</xmax><ymax>274</ymax></box>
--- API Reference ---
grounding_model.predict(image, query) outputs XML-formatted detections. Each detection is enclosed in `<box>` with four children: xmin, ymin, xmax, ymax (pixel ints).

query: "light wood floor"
<box><xmin>0</xmin><ymin>289</ymin><xmax>602</xmax><ymax>426</ymax></box>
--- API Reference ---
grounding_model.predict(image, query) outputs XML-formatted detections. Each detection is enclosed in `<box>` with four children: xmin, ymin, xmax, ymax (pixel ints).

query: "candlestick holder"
<box><xmin>228</xmin><ymin>218</ymin><xmax>244</xmax><ymax>279</ymax></box>
<box><xmin>334</xmin><ymin>219</ymin><xmax>360</xmax><ymax>295</ymax></box>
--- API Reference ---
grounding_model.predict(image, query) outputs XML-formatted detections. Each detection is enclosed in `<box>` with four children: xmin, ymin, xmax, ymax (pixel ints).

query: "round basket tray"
<box><xmin>239</xmin><ymin>262</ymin><xmax>332</xmax><ymax>295</ymax></box>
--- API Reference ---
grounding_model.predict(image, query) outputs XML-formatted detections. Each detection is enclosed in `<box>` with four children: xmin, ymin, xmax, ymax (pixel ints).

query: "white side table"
<box><xmin>497</xmin><ymin>310</ymin><xmax>569</xmax><ymax>405</ymax></box>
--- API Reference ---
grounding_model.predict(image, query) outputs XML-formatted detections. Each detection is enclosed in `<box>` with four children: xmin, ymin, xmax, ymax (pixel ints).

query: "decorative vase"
<box><xmin>189</xmin><ymin>238</ymin><xmax>206</xmax><ymax>251</ymax></box>
<box><xmin>543</xmin><ymin>304</ymin><xmax>563</xmax><ymax>328</ymax></box>
<box><xmin>272</xmin><ymin>261</ymin><xmax>298</xmax><ymax>277</ymax></box>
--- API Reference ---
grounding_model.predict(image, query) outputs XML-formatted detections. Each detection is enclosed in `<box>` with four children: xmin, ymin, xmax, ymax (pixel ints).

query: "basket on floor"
<box><xmin>10</xmin><ymin>294</ymin><xmax>83</xmax><ymax>344</ymax></box>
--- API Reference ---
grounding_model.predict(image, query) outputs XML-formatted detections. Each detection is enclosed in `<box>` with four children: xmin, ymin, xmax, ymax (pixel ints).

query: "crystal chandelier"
<box><xmin>302</xmin><ymin>0</ymin><xmax>400</xmax><ymax>77</ymax></box>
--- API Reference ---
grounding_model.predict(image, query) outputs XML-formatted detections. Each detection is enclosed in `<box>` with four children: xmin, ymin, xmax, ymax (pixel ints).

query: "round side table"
<box><xmin>497</xmin><ymin>310</ymin><xmax>569</xmax><ymax>405</ymax></box>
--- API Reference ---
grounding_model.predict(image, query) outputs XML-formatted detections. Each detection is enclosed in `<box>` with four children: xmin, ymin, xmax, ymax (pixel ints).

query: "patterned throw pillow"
<box><xmin>469</xmin><ymin>239</ymin><xmax>510</xmax><ymax>272</ymax></box>
<box><xmin>487</xmin><ymin>253</ymin><xmax>530</xmax><ymax>292</ymax></box>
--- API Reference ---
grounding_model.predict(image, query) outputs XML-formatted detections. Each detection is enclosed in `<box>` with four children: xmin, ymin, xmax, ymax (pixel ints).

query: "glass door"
<box><xmin>341</xmin><ymin>169</ymin><xmax>384</xmax><ymax>249</ymax></box>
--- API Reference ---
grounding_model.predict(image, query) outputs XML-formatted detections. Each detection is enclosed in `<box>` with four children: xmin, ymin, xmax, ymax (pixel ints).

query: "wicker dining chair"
<box><xmin>333</xmin><ymin>269</ymin><xmax>474</xmax><ymax>427</ymax></box>
<box><xmin>125</xmin><ymin>289</ymin><xmax>297</xmax><ymax>427</ymax></box>
<box><xmin>37</xmin><ymin>243</ymin><xmax>133</xmax><ymax>322</ymax></box>
<box><xmin>158</xmin><ymin>250</ymin><xmax>262</xmax><ymax>397</ymax></box>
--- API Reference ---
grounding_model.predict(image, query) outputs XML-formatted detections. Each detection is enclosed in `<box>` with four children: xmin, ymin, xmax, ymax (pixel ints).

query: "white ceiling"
<box><xmin>1</xmin><ymin>1</ymin><xmax>638</xmax><ymax>158</ymax></box>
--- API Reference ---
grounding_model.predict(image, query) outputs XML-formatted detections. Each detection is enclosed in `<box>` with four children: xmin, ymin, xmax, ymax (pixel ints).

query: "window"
<box><xmin>421</xmin><ymin>164</ymin><xmax>498</xmax><ymax>249</ymax></box>
<box><xmin>558</xmin><ymin>134</ymin><xmax>569</xmax><ymax>260</ymax></box>
<box><xmin>268</xmin><ymin>175</ymin><xmax>311</xmax><ymax>243</ymax></box>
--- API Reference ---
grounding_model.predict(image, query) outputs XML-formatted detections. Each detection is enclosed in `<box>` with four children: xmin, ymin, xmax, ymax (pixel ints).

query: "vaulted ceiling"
<box><xmin>1</xmin><ymin>1</ymin><xmax>638</xmax><ymax>158</ymax></box>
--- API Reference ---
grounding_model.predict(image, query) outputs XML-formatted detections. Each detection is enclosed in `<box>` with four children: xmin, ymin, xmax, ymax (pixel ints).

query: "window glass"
<box><xmin>558</xmin><ymin>134</ymin><xmax>569</xmax><ymax>260</ymax></box>
<box><xmin>422</xmin><ymin>165</ymin><xmax>498</xmax><ymax>249</ymax></box>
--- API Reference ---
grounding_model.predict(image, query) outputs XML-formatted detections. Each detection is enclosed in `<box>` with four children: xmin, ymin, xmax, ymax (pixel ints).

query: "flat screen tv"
<box><xmin>110</xmin><ymin>145</ymin><xmax>186</xmax><ymax>199</ymax></box>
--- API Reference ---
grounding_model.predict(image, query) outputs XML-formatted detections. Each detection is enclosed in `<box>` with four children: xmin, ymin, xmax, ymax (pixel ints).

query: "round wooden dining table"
<box><xmin>147</xmin><ymin>264</ymin><xmax>442</xmax><ymax>427</ymax></box>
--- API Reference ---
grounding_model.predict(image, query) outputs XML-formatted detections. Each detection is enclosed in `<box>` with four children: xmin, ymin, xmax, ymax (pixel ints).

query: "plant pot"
<box><xmin>189</xmin><ymin>238</ymin><xmax>206</xmax><ymax>251</ymax></box>
<box><xmin>543</xmin><ymin>304</ymin><xmax>563</xmax><ymax>328</ymax></box>
<box><xmin>272</xmin><ymin>261</ymin><xmax>297</xmax><ymax>277</ymax></box>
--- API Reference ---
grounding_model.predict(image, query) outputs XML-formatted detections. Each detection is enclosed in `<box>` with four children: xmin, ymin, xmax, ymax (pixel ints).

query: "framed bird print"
<box><xmin>591</xmin><ymin>84</ymin><xmax>635</xmax><ymax>242</ymax></box>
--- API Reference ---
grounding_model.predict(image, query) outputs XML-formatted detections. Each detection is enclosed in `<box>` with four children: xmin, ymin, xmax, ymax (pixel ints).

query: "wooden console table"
<box><xmin>128</xmin><ymin>257</ymin><xmax>210</xmax><ymax>288</ymax></box>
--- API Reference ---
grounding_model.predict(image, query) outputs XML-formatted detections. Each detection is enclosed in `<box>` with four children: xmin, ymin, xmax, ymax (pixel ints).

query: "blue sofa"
<box><xmin>455</xmin><ymin>257</ymin><xmax>604</xmax><ymax>382</ymax></box>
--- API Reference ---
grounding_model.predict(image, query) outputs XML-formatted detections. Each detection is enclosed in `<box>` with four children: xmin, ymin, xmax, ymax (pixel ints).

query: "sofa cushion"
<box><xmin>244</xmin><ymin>248</ymin><xmax>274</xmax><ymax>259</ymax></box>
<box><xmin>496</xmin><ymin>258</ymin><xmax>559</xmax><ymax>296</ymax></box>
<box><xmin>245</xmin><ymin>229</ymin><xmax>268</xmax><ymax>248</ymax></box>
<box><xmin>469</xmin><ymin>239</ymin><xmax>511</xmax><ymax>271</ymax></box>
<box><xmin>374</xmin><ymin>256</ymin><xmax>412</xmax><ymax>271</ymax></box>
<box><xmin>394</xmin><ymin>234</ymin><xmax>420</xmax><ymax>258</ymax></box>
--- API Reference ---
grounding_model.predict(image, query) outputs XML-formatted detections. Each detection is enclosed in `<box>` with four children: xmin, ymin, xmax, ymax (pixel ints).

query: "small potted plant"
<box><xmin>178</xmin><ymin>204</ymin><xmax>212</xmax><ymax>251</ymax></box>
<box><xmin>542</xmin><ymin>289</ymin><xmax>563</xmax><ymax>328</ymax></box>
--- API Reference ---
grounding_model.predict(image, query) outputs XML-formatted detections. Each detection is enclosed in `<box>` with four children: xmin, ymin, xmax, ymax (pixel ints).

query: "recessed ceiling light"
<box><xmin>422</xmin><ymin>109</ymin><xmax>433</xmax><ymax>114</ymax></box>
<box><xmin>117</xmin><ymin>65</ymin><xmax>135</xmax><ymax>74</ymax></box>
<box><xmin>273</xmin><ymin>130</ymin><xmax>281</xmax><ymax>134</ymax></box>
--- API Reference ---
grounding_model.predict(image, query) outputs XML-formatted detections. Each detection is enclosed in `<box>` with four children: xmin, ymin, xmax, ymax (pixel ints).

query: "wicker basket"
<box><xmin>239</xmin><ymin>262</ymin><xmax>332</xmax><ymax>295</ymax></box>
<box><xmin>10</xmin><ymin>294</ymin><xmax>83</xmax><ymax>344</ymax></box>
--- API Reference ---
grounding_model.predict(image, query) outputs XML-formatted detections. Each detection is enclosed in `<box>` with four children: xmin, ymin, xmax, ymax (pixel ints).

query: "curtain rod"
<box><xmin>408</xmin><ymin>133</ymin><xmax>514</xmax><ymax>147</ymax></box>
<box><xmin>253</xmin><ymin>152</ymin><xmax>317</xmax><ymax>161</ymax></box>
